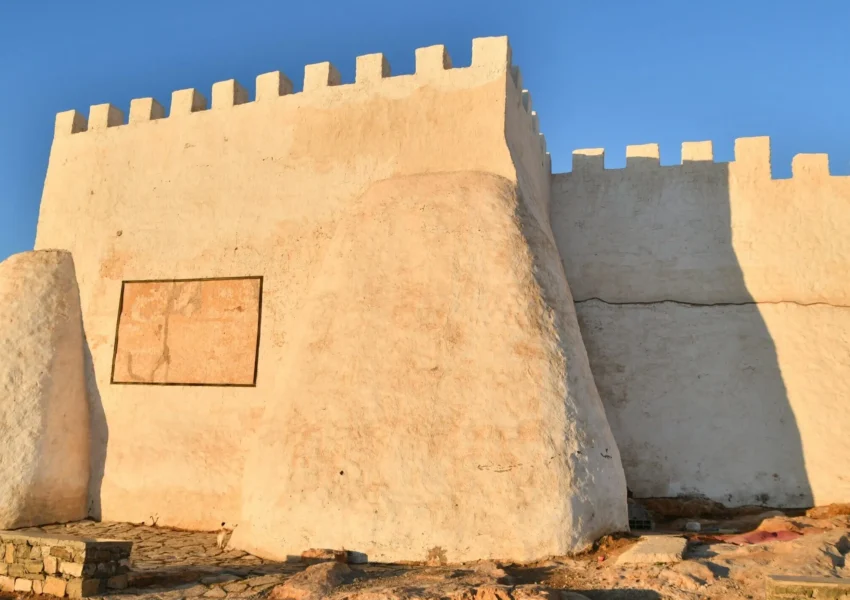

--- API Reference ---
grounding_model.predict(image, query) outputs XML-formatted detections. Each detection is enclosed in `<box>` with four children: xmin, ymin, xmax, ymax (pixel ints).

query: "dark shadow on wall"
<box><xmin>551</xmin><ymin>155</ymin><xmax>813</xmax><ymax>509</ymax></box>
<box><xmin>83</xmin><ymin>335</ymin><xmax>108</xmax><ymax>520</ymax></box>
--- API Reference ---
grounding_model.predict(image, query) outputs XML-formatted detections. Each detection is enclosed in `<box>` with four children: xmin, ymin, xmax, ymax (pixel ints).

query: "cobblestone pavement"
<box><xmin>12</xmin><ymin>520</ymin><xmax>308</xmax><ymax>599</ymax></box>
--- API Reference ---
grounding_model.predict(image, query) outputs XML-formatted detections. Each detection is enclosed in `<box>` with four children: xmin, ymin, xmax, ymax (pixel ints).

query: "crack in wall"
<box><xmin>574</xmin><ymin>297</ymin><xmax>850</xmax><ymax>309</ymax></box>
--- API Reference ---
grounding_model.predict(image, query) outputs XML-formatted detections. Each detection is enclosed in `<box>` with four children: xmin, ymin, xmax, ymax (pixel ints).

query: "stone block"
<box><xmin>180</xmin><ymin>584</ymin><xmax>209</xmax><ymax>597</ymax></box>
<box><xmin>615</xmin><ymin>536</ymin><xmax>687</xmax><ymax>565</ymax></box>
<box><xmin>29</xmin><ymin>545</ymin><xmax>42</xmax><ymax>559</ymax></box>
<box><xmin>44</xmin><ymin>555</ymin><xmax>57</xmax><ymax>574</ymax></box>
<box><xmin>14</xmin><ymin>577</ymin><xmax>33</xmax><ymax>592</ymax></box>
<box><xmin>0</xmin><ymin>575</ymin><xmax>13</xmax><ymax>592</ymax></box>
<box><xmin>33</xmin><ymin>579</ymin><xmax>43</xmax><ymax>594</ymax></box>
<box><xmin>89</xmin><ymin>548</ymin><xmax>111</xmax><ymax>562</ymax></box>
<box><xmin>50</xmin><ymin>546</ymin><xmax>72</xmax><ymax>561</ymax></box>
<box><xmin>8</xmin><ymin>563</ymin><xmax>25</xmax><ymax>577</ymax></box>
<box><xmin>767</xmin><ymin>575</ymin><xmax>850</xmax><ymax>599</ymax></box>
<box><xmin>26</xmin><ymin>559</ymin><xmax>44</xmax><ymax>573</ymax></box>
<box><xmin>0</xmin><ymin>563</ymin><xmax>5</xmax><ymax>575</ymax></box>
<box><xmin>66</xmin><ymin>577</ymin><xmax>103</xmax><ymax>598</ymax></box>
<box><xmin>60</xmin><ymin>560</ymin><xmax>84</xmax><ymax>577</ymax></box>
<box><xmin>107</xmin><ymin>573</ymin><xmax>128</xmax><ymax>589</ymax></box>
<box><xmin>43</xmin><ymin>576</ymin><xmax>67</xmax><ymax>597</ymax></box>
<box><xmin>4</xmin><ymin>543</ymin><xmax>12</xmax><ymax>563</ymax></box>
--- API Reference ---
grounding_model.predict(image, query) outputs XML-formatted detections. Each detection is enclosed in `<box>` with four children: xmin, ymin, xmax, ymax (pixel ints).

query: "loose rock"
<box><xmin>270</xmin><ymin>562</ymin><xmax>354</xmax><ymax>600</ymax></box>
<box><xmin>615</xmin><ymin>536</ymin><xmax>688</xmax><ymax>565</ymax></box>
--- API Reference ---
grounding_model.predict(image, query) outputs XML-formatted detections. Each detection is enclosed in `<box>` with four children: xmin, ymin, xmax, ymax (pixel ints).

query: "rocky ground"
<box><xmin>0</xmin><ymin>508</ymin><xmax>847</xmax><ymax>600</ymax></box>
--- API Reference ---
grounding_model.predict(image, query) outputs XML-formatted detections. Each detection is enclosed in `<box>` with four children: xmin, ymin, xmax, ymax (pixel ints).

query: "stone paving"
<box><xmin>10</xmin><ymin>520</ymin><xmax>306</xmax><ymax>599</ymax></box>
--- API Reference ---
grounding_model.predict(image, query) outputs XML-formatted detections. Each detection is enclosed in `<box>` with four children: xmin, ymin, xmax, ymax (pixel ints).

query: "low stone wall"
<box><xmin>0</xmin><ymin>531</ymin><xmax>132</xmax><ymax>597</ymax></box>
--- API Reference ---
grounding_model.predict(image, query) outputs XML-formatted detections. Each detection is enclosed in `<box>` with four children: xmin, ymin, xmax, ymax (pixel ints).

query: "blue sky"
<box><xmin>1</xmin><ymin>0</ymin><xmax>848</xmax><ymax>261</ymax></box>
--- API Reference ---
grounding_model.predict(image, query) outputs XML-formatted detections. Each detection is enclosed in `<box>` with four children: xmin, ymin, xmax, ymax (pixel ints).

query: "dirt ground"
<box><xmin>1</xmin><ymin>508</ymin><xmax>847</xmax><ymax>600</ymax></box>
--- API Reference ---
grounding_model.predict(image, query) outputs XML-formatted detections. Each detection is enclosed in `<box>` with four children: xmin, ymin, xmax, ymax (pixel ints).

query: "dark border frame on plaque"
<box><xmin>109</xmin><ymin>276</ymin><xmax>263</xmax><ymax>387</ymax></box>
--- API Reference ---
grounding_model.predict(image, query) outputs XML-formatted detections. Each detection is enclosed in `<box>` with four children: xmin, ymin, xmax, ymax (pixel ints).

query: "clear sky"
<box><xmin>1</xmin><ymin>0</ymin><xmax>848</xmax><ymax>261</ymax></box>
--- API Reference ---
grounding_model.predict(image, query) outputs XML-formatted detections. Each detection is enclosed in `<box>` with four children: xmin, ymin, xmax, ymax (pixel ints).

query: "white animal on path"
<box><xmin>216</xmin><ymin>522</ymin><xmax>236</xmax><ymax>549</ymax></box>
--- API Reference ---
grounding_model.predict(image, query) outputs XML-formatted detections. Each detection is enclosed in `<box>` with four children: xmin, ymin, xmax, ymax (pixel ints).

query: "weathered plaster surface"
<box><xmin>112</xmin><ymin>278</ymin><xmax>261</xmax><ymax>385</ymax></box>
<box><xmin>552</xmin><ymin>140</ymin><xmax>850</xmax><ymax>305</ymax></box>
<box><xmin>503</xmin><ymin>78</ymin><xmax>627</xmax><ymax>549</ymax></box>
<box><xmin>576</xmin><ymin>300</ymin><xmax>850</xmax><ymax>507</ymax></box>
<box><xmin>0</xmin><ymin>250</ymin><xmax>89</xmax><ymax>528</ymax></box>
<box><xmin>34</xmin><ymin>37</ymin><xmax>626</xmax><ymax>561</ymax></box>
<box><xmin>550</xmin><ymin>141</ymin><xmax>850</xmax><ymax>507</ymax></box>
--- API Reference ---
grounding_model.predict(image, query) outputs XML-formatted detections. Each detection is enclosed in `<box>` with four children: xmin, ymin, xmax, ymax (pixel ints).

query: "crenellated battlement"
<box><xmin>52</xmin><ymin>36</ymin><xmax>546</xmax><ymax>166</ymax></box>
<box><xmin>568</xmin><ymin>136</ymin><xmax>843</xmax><ymax>181</ymax></box>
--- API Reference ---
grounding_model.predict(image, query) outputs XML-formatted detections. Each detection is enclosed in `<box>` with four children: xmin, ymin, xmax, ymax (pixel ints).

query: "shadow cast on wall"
<box><xmin>551</xmin><ymin>153</ymin><xmax>814</xmax><ymax>509</ymax></box>
<box><xmin>83</xmin><ymin>335</ymin><xmax>108</xmax><ymax>521</ymax></box>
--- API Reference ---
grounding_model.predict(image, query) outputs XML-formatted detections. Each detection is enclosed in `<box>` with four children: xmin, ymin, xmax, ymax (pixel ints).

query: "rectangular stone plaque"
<box><xmin>110</xmin><ymin>277</ymin><xmax>262</xmax><ymax>386</ymax></box>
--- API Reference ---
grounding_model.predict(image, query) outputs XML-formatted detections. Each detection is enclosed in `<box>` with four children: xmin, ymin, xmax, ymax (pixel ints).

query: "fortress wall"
<box><xmin>34</xmin><ymin>39</ymin><xmax>515</xmax><ymax>532</ymax></box>
<box><xmin>550</xmin><ymin>140</ymin><xmax>850</xmax><ymax>507</ymax></box>
<box><xmin>552</xmin><ymin>139</ymin><xmax>850</xmax><ymax>305</ymax></box>
<box><xmin>34</xmin><ymin>36</ymin><xmax>627</xmax><ymax>561</ymax></box>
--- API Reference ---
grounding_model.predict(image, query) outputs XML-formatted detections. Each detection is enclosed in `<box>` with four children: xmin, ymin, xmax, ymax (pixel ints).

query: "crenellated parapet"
<box><xmin>510</xmin><ymin>70</ymin><xmax>550</xmax><ymax>173</ymax></box>
<box><xmin>34</xmin><ymin>36</ymin><xmax>619</xmax><ymax>562</ymax></box>
<box><xmin>568</xmin><ymin>136</ymin><xmax>841</xmax><ymax>181</ymax></box>
<box><xmin>51</xmin><ymin>36</ymin><xmax>548</xmax><ymax>173</ymax></box>
<box><xmin>552</xmin><ymin>134</ymin><xmax>850</xmax><ymax>307</ymax></box>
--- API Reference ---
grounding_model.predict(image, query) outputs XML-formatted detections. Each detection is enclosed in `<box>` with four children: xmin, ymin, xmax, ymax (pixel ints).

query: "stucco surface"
<box><xmin>34</xmin><ymin>37</ymin><xmax>627</xmax><ymax>560</ymax></box>
<box><xmin>0</xmin><ymin>250</ymin><xmax>89</xmax><ymax>528</ymax></box>
<box><xmin>112</xmin><ymin>278</ymin><xmax>261</xmax><ymax>385</ymax></box>
<box><xmin>551</xmin><ymin>143</ymin><xmax>850</xmax><ymax>507</ymax></box>
<box><xmin>576</xmin><ymin>300</ymin><xmax>850</xmax><ymax>507</ymax></box>
<box><xmin>551</xmin><ymin>141</ymin><xmax>850</xmax><ymax>305</ymax></box>
<box><xmin>235</xmin><ymin>172</ymin><xmax>626</xmax><ymax>563</ymax></box>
